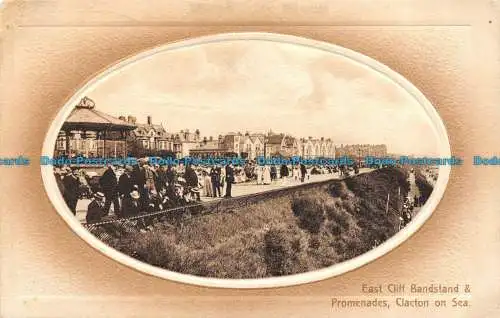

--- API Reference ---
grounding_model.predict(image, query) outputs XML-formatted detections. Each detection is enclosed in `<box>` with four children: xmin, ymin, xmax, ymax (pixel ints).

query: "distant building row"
<box><xmin>335</xmin><ymin>144</ymin><xmax>388</xmax><ymax>158</ymax></box>
<box><xmin>54</xmin><ymin>97</ymin><xmax>387</xmax><ymax>160</ymax></box>
<box><xmin>121</xmin><ymin>114</ymin><xmax>339</xmax><ymax>159</ymax></box>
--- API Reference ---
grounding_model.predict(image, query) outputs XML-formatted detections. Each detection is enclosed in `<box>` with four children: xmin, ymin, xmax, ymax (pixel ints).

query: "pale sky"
<box><xmin>83</xmin><ymin>39</ymin><xmax>440</xmax><ymax>156</ymax></box>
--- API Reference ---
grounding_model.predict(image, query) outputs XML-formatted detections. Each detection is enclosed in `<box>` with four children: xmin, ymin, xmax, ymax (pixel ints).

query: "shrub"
<box><xmin>264</xmin><ymin>227</ymin><xmax>295</xmax><ymax>276</ymax></box>
<box><xmin>327</xmin><ymin>222</ymin><xmax>342</xmax><ymax>236</ymax></box>
<box><xmin>309</xmin><ymin>235</ymin><xmax>320</xmax><ymax>249</ymax></box>
<box><xmin>291</xmin><ymin>195</ymin><xmax>326</xmax><ymax>234</ymax></box>
<box><xmin>263</xmin><ymin>225</ymin><xmax>310</xmax><ymax>276</ymax></box>
<box><xmin>123</xmin><ymin>231</ymin><xmax>181</xmax><ymax>270</ymax></box>
<box><xmin>328</xmin><ymin>181</ymin><xmax>349</xmax><ymax>199</ymax></box>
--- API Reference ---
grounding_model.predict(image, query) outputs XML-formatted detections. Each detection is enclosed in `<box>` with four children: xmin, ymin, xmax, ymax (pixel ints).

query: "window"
<box><xmin>56</xmin><ymin>138</ymin><xmax>66</xmax><ymax>149</ymax></box>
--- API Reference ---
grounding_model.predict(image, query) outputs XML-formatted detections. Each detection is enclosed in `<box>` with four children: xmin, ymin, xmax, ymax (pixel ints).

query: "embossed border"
<box><xmin>40</xmin><ymin>32</ymin><xmax>452</xmax><ymax>289</ymax></box>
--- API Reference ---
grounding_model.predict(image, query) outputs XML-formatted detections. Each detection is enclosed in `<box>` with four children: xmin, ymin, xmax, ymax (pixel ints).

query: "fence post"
<box><xmin>385</xmin><ymin>192</ymin><xmax>390</xmax><ymax>214</ymax></box>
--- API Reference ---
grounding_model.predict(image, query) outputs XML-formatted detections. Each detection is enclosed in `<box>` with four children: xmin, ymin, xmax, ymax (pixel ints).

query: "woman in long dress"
<box><xmin>292</xmin><ymin>165</ymin><xmax>300</xmax><ymax>181</ymax></box>
<box><xmin>262</xmin><ymin>165</ymin><xmax>271</xmax><ymax>184</ymax></box>
<box><xmin>202</xmin><ymin>170</ymin><xmax>213</xmax><ymax>197</ymax></box>
<box><xmin>256</xmin><ymin>165</ymin><xmax>263</xmax><ymax>185</ymax></box>
<box><xmin>219</xmin><ymin>167</ymin><xmax>225</xmax><ymax>194</ymax></box>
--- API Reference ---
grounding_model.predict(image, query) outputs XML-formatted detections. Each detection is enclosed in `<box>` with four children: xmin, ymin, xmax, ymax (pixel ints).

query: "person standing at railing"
<box><xmin>262</xmin><ymin>165</ymin><xmax>271</xmax><ymax>185</ymax></box>
<box><xmin>131</xmin><ymin>161</ymin><xmax>147</xmax><ymax>210</ymax></box>
<box><xmin>255</xmin><ymin>164</ymin><xmax>263</xmax><ymax>185</ymax></box>
<box><xmin>185</xmin><ymin>164</ymin><xmax>201</xmax><ymax>201</ymax></box>
<box><xmin>270</xmin><ymin>165</ymin><xmax>277</xmax><ymax>181</ymax></box>
<box><xmin>300</xmin><ymin>163</ymin><xmax>307</xmax><ymax>183</ymax></box>
<box><xmin>210</xmin><ymin>165</ymin><xmax>221</xmax><ymax>197</ymax></box>
<box><xmin>224</xmin><ymin>163</ymin><xmax>234</xmax><ymax>198</ymax></box>
<box><xmin>118</xmin><ymin>166</ymin><xmax>134</xmax><ymax>199</ymax></box>
<box><xmin>202</xmin><ymin>170</ymin><xmax>213</xmax><ymax>197</ymax></box>
<box><xmin>292</xmin><ymin>164</ymin><xmax>300</xmax><ymax>181</ymax></box>
<box><xmin>100</xmin><ymin>164</ymin><xmax>120</xmax><ymax>217</ymax></box>
<box><xmin>62</xmin><ymin>167</ymin><xmax>80</xmax><ymax>215</ymax></box>
<box><xmin>155</xmin><ymin>165</ymin><xmax>167</xmax><ymax>191</ymax></box>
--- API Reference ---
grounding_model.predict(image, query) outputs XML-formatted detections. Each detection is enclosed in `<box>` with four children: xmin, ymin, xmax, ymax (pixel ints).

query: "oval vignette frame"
<box><xmin>41</xmin><ymin>32</ymin><xmax>451</xmax><ymax>289</ymax></box>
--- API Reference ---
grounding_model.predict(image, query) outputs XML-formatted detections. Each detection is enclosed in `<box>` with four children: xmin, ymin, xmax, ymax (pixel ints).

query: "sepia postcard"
<box><xmin>1</xmin><ymin>1</ymin><xmax>499</xmax><ymax>317</ymax></box>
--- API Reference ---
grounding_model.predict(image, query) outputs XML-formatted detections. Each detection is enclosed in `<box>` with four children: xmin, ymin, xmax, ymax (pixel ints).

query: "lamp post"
<box><xmin>263</xmin><ymin>137</ymin><xmax>268</xmax><ymax>158</ymax></box>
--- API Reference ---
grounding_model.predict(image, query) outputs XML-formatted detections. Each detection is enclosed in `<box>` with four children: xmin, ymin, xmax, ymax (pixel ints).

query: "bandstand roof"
<box><xmin>61</xmin><ymin>97</ymin><xmax>137</xmax><ymax>131</ymax></box>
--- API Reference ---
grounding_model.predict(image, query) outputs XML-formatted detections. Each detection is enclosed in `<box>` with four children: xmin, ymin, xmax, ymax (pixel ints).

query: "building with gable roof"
<box><xmin>125</xmin><ymin>115</ymin><xmax>174</xmax><ymax>157</ymax></box>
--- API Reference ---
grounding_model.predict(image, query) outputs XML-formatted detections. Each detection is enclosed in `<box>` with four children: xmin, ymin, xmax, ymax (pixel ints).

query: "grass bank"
<box><xmin>106</xmin><ymin>167</ymin><xmax>411</xmax><ymax>278</ymax></box>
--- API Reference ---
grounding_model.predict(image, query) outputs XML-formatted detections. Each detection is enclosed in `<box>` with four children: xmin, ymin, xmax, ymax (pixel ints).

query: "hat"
<box><xmin>94</xmin><ymin>192</ymin><xmax>105</xmax><ymax>199</ymax></box>
<box><xmin>130</xmin><ymin>190</ymin><xmax>140</xmax><ymax>199</ymax></box>
<box><xmin>174</xmin><ymin>183</ymin><xmax>182</xmax><ymax>188</ymax></box>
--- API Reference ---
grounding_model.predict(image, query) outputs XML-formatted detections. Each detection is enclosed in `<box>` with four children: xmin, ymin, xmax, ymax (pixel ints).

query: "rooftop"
<box><xmin>62</xmin><ymin>97</ymin><xmax>136</xmax><ymax>131</ymax></box>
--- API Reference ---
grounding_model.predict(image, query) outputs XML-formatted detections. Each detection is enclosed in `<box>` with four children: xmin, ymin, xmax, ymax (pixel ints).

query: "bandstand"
<box><xmin>54</xmin><ymin>97</ymin><xmax>137</xmax><ymax>158</ymax></box>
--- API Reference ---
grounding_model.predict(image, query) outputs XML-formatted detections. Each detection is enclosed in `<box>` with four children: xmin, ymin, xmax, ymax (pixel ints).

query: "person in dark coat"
<box><xmin>184</xmin><ymin>164</ymin><xmax>200</xmax><ymax>201</ymax></box>
<box><xmin>118</xmin><ymin>166</ymin><xmax>134</xmax><ymax>199</ymax></box>
<box><xmin>155</xmin><ymin>165</ymin><xmax>168</xmax><ymax>191</ymax></box>
<box><xmin>147</xmin><ymin>189</ymin><xmax>162</xmax><ymax>212</ymax></box>
<box><xmin>121</xmin><ymin>190</ymin><xmax>141</xmax><ymax>217</ymax></box>
<box><xmin>62</xmin><ymin>167</ymin><xmax>80</xmax><ymax>215</ymax></box>
<box><xmin>131</xmin><ymin>162</ymin><xmax>147</xmax><ymax>209</ymax></box>
<box><xmin>300</xmin><ymin>163</ymin><xmax>307</xmax><ymax>183</ymax></box>
<box><xmin>184</xmin><ymin>164</ymin><xmax>199</xmax><ymax>188</ymax></box>
<box><xmin>86</xmin><ymin>192</ymin><xmax>105</xmax><ymax>224</ymax></box>
<box><xmin>166</xmin><ymin>165</ymin><xmax>176</xmax><ymax>184</ymax></box>
<box><xmin>131</xmin><ymin>163</ymin><xmax>146</xmax><ymax>188</ymax></box>
<box><xmin>158</xmin><ymin>187</ymin><xmax>174</xmax><ymax>210</ymax></box>
<box><xmin>353</xmin><ymin>161</ymin><xmax>359</xmax><ymax>174</ymax></box>
<box><xmin>99</xmin><ymin>165</ymin><xmax>120</xmax><ymax>216</ymax></box>
<box><xmin>210</xmin><ymin>165</ymin><xmax>221</xmax><ymax>197</ymax></box>
<box><xmin>280</xmin><ymin>164</ymin><xmax>289</xmax><ymax>178</ymax></box>
<box><xmin>224</xmin><ymin>163</ymin><xmax>235</xmax><ymax>198</ymax></box>
<box><xmin>270</xmin><ymin>165</ymin><xmax>277</xmax><ymax>181</ymax></box>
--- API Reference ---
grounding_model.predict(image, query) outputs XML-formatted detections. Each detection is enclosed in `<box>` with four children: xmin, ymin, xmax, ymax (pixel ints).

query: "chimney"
<box><xmin>147</xmin><ymin>116</ymin><xmax>152</xmax><ymax>125</ymax></box>
<box><xmin>118</xmin><ymin>116</ymin><xmax>126</xmax><ymax>121</ymax></box>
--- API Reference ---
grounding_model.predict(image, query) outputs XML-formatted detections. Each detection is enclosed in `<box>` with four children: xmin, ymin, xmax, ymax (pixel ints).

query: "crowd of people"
<box><xmin>53</xmin><ymin>159</ymin><xmax>360</xmax><ymax>224</ymax></box>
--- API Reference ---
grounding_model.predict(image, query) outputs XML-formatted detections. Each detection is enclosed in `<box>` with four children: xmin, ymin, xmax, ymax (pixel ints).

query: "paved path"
<box><xmin>407</xmin><ymin>172</ymin><xmax>421</xmax><ymax>201</ymax></box>
<box><xmin>75</xmin><ymin>168</ymin><xmax>373</xmax><ymax>222</ymax></box>
<box><xmin>201</xmin><ymin>167</ymin><xmax>373</xmax><ymax>202</ymax></box>
<box><xmin>407</xmin><ymin>171</ymin><xmax>422</xmax><ymax>217</ymax></box>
